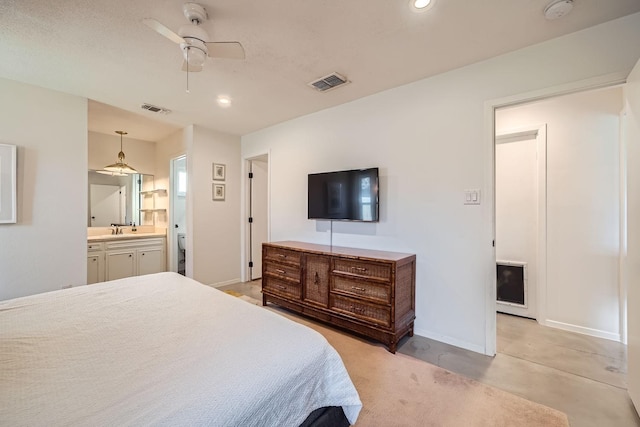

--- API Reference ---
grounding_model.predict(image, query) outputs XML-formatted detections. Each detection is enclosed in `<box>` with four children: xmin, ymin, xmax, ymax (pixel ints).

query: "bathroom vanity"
<box><xmin>87</xmin><ymin>230</ymin><xmax>166</xmax><ymax>284</ymax></box>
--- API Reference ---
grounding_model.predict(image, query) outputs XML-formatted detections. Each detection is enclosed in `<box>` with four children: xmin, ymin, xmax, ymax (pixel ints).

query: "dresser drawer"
<box><xmin>333</xmin><ymin>259</ymin><xmax>391</xmax><ymax>281</ymax></box>
<box><xmin>264</xmin><ymin>246</ymin><xmax>302</xmax><ymax>265</ymax></box>
<box><xmin>332</xmin><ymin>276</ymin><xmax>390</xmax><ymax>304</ymax></box>
<box><xmin>330</xmin><ymin>294</ymin><xmax>391</xmax><ymax>327</ymax></box>
<box><xmin>264</xmin><ymin>262</ymin><xmax>301</xmax><ymax>283</ymax></box>
<box><xmin>263</xmin><ymin>277</ymin><xmax>301</xmax><ymax>299</ymax></box>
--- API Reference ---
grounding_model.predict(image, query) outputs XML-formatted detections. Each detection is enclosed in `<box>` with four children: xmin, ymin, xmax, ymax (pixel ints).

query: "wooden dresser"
<box><xmin>262</xmin><ymin>241</ymin><xmax>416</xmax><ymax>353</ymax></box>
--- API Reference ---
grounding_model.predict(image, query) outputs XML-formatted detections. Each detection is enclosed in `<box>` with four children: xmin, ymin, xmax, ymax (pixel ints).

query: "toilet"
<box><xmin>177</xmin><ymin>233</ymin><xmax>186</xmax><ymax>275</ymax></box>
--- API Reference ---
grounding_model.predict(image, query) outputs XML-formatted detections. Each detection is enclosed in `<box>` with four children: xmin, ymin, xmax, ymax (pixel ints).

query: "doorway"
<box><xmin>245</xmin><ymin>154</ymin><xmax>269</xmax><ymax>281</ymax></box>
<box><xmin>494</xmin><ymin>125</ymin><xmax>546</xmax><ymax>321</ymax></box>
<box><xmin>493</xmin><ymin>86</ymin><xmax>625</xmax><ymax>343</ymax></box>
<box><xmin>170</xmin><ymin>155</ymin><xmax>187</xmax><ymax>275</ymax></box>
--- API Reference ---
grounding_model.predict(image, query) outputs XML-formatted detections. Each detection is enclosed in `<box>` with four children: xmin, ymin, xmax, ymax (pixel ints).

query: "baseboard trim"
<box><xmin>413</xmin><ymin>327</ymin><xmax>486</xmax><ymax>355</ymax></box>
<box><xmin>545</xmin><ymin>319</ymin><xmax>621</xmax><ymax>342</ymax></box>
<box><xmin>208</xmin><ymin>278</ymin><xmax>241</xmax><ymax>288</ymax></box>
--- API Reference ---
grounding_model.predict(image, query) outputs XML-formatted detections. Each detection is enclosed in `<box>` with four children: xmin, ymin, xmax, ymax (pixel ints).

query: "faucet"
<box><xmin>110</xmin><ymin>224</ymin><xmax>124</xmax><ymax>235</ymax></box>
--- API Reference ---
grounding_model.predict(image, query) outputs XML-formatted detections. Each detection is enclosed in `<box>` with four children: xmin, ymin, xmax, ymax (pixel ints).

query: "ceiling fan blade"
<box><xmin>205</xmin><ymin>42</ymin><xmax>245</xmax><ymax>60</ymax></box>
<box><xmin>181</xmin><ymin>61</ymin><xmax>204</xmax><ymax>72</ymax></box>
<box><xmin>143</xmin><ymin>18</ymin><xmax>185</xmax><ymax>45</ymax></box>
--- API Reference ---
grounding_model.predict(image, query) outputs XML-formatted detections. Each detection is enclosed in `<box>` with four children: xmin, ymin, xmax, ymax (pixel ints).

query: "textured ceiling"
<box><xmin>1</xmin><ymin>0</ymin><xmax>639</xmax><ymax>141</ymax></box>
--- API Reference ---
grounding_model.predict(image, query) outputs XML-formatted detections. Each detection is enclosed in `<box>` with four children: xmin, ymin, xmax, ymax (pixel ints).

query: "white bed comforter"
<box><xmin>0</xmin><ymin>272</ymin><xmax>361</xmax><ymax>426</ymax></box>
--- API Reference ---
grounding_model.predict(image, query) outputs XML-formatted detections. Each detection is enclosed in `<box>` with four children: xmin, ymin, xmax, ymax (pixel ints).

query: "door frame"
<box><xmin>241</xmin><ymin>151</ymin><xmax>271</xmax><ymax>282</ymax></box>
<box><xmin>483</xmin><ymin>71</ymin><xmax>628</xmax><ymax>356</ymax></box>
<box><xmin>169</xmin><ymin>154</ymin><xmax>187</xmax><ymax>274</ymax></box>
<box><xmin>495</xmin><ymin>124</ymin><xmax>547</xmax><ymax>322</ymax></box>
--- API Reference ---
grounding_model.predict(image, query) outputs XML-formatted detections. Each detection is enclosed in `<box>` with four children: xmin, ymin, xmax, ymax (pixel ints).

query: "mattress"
<box><xmin>0</xmin><ymin>272</ymin><xmax>361</xmax><ymax>426</ymax></box>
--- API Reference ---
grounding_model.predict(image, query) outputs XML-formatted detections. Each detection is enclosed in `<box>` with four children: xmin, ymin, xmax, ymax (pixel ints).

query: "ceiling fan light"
<box><xmin>183</xmin><ymin>45</ymin><xmax>206</xmax><ymax>67</ymax></box>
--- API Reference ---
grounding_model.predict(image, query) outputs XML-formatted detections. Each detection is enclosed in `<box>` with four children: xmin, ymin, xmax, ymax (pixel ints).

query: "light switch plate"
<box><xmin>464</xmin><ymin>189</ymin><xmax>481</xmax><ymax>205</ymax></box>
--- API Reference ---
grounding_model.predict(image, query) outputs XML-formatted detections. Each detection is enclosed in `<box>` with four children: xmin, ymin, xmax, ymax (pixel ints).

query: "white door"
<box><xmin>90</xmin><ymin>184</ymin><xmax>121</xmax><ymax>226</ymax></box>
<box><xmin>249</xmin><ymin>156</ymin><xmax>268</xmax><ymax>280</ymax></box>
<box><xmin>495</xmin><ymin>131</ymin><xmax>540</xmax><ymax>319</ymax></box>
<box><xmin>624</xmin><ymin>57</ymin><xmax>640</xmax><ymax>416</ymax></box>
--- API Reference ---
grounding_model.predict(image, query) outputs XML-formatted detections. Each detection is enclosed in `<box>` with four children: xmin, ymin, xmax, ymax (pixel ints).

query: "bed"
<box><xmin>0</xmin><ymin>272</ymin><xmax>362</xmax><ymax>426</ymax></box>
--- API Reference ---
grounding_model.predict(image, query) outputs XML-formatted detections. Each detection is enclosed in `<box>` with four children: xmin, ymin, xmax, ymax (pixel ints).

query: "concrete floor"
<box><xmin>219</xmin><ymin>280</ymin><xmax>640</xmax><ymax>427</ymax></box>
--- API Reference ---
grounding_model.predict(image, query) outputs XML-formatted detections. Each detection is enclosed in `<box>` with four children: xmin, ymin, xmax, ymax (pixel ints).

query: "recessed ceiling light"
<box><xmin>411</xmin><ymin>0</ymin><xmax>435</xmax><ymax>12</ymax></box>
<box><xmin>216</xmin><ymin>95</ymin><xmax>231</xmax><ymax>108</ymax></box>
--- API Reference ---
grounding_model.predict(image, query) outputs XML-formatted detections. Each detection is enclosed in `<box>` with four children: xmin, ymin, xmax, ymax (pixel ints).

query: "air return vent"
<box><xmin>141</xmin><ymin>103</ymin><xmax>171</xmax><ymax>114</ymax></box>
<box><xmin>308</xmin><ymin>72</ymin><xmax>350</xmax><ymax>92</ymax></box>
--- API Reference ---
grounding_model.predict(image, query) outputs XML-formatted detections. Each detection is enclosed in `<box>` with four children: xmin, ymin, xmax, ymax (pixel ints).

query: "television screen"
<box><xmin>308</xmin><ymin>168</ymin><xmax>379</xmax><ymax>222</ymax></box>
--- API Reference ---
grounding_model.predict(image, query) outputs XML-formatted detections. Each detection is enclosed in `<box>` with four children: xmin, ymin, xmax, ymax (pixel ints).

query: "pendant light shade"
<box><xmin>103</xmin><ymin>131</ymin><xmax>138</xmax><ymax>174</ymax></box>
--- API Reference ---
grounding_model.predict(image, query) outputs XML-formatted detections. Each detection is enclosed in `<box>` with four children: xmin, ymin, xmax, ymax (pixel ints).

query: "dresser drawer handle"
<box><xmin>278</xmin><ymin>254</ymin><xmax>287</xmax><ymax>258</ymax></box>
<box><xmin>351</xmin><ymin>267</ymin><xmax>367</xmax><ymax>272</ymax></box>
<box><xmin>277</xmin><ymin>285</ymin><xmax>287</xmax><ymax>290</ymax></box>
<box><xmin>349</xmin><ymin>305</ymin><xmax>365</xmax><ymax>313</ymax></box>
<box><xmin>351</xmin><ymin>286</ymin><xmax>367</xmax><ymax>292</ymax></box>
<box><xmin>275</xmin><ymin>269</ymin><xmax>286</xmax><ymax>275</ymax></box>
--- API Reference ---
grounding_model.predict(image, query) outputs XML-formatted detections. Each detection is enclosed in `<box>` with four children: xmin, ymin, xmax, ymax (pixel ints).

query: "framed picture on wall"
<box><xmin>0</xmin><ymin>143</ymin><xmax>17</xmax><ymax>224</ymax></box>
<box><xmin>213</xmin><ymin>183</ymin><xmax>225</xmax><ymax>201</ymax></box>
<box><xmin>213</xmin><ymin>163</ymin><xmax>226</xmax><ymax>181</ymax></box>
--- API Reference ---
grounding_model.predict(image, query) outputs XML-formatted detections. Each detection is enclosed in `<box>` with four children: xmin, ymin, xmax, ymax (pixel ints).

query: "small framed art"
<box><xmin>0</xmin><ymin>143</ymin><xmax>17</xmax><ymax>224</ymax></box>
<box><xmin>213</xmin><ymin>183</ymin><xmax>225</xmax><ymax>201</ymax></box>
<box><xmin>213</xmin><ymin>163</ymin><xmax>226</xmax><ymax>181</ymax></box>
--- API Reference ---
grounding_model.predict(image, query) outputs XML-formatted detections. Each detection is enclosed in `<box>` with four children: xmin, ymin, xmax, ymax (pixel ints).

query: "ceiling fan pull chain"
<box><xmin>186</xmin><ymin>47</ymin><xmax>190</xmax><ymax>93</ymax></box>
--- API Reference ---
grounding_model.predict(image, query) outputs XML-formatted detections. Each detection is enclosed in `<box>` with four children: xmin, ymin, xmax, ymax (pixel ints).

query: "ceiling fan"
<box><xmin>143</xmin><ymin>2</ymin><xmax>245</xmax><ymax>75</ymax></box>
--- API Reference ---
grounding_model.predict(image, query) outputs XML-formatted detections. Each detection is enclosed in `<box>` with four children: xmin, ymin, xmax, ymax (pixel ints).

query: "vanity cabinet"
<box><xmin>88</xmin><ymin>237</ymin><xmax>166</xmax><ymax>284</ymax></box>
<box><xmin>262</xmin><ymin>241</ymin><xmax>416</xmax><ymax>353</ymax></box>
<box><xmin>87</xmin><ymin>242</ymin><xmax>105</xmax><ymax>284</ymax></box>
<box><xmin>105</xmin><ymin>250</ymin><xmax>136</xmax><ymax>281</ymax></box>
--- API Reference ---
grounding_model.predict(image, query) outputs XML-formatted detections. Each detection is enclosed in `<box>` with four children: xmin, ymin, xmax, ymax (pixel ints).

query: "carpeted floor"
<box><xmin>233</xmin><ymin>295</ymin><xmax>570</xmax><ymax>426</ymax></box>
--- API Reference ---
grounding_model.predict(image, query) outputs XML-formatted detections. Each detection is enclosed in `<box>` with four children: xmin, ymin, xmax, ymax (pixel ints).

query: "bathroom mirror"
<box><xmin>88</xmin><ymin>171</ymin><xmax>154</xmax><ymax>227</ymax></box>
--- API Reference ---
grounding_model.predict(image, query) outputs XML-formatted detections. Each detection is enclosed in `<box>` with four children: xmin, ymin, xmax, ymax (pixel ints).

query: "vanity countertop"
<box><xmin>87</xmin><ymin>232</ymin><xmax>166</xmax><ymax>242</ymax></box>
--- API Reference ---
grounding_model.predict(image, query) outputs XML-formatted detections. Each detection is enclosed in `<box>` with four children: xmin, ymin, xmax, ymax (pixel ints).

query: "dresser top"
<box><xmin>266</xmin><ymin>241</ymin><xmax>415</xmax><ymax>262</ymax></box>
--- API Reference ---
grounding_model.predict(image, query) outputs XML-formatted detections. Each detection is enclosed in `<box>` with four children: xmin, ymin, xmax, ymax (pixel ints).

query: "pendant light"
<box><xmin>103</xmin><ymin>131</ymin><xmax>138</xmax><ymax>174</ymax></box>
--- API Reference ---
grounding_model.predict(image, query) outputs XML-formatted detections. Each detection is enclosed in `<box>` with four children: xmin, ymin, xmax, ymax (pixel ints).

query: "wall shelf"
<box><xmin>140</xmin><ymin>189</ymin><xmax>167</xmax><ymax>196</ymax></box>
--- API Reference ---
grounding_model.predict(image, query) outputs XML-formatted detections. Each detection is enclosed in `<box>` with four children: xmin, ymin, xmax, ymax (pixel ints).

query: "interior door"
<box><xmin>495</xmin><ymin>133</ymin><xmax>539</xmax><ymax>319</ymax></box>
<box><xmin>250</xmin><ymin>157</ymin><xmax>268</xmax><ymax>280</ymax></box>
<box><xmin>624</xmin><ymin>57</ymin><xmax>640</xmax><ymax>416</ymax></box>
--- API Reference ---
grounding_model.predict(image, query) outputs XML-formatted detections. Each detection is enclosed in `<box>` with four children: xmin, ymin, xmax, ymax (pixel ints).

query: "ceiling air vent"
<box><xmin>308</xmin><ymin>72</ymin><xmax>350</xmax><ymax>92</ymax></box>
<box><xmin>141</xmin><ymin>103</ymin><xmax>171</xmax><ymax>114</ymax></box>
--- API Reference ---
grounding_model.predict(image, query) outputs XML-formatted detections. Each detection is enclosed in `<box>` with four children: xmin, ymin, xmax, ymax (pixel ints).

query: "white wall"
<box><xmin>189</xmin><ymin>125</ymin><xmax>241</xmax><ymax>286</ymax></box>
<box><xmin>497</xmin><ymin>88</ymin><xmax>623</xmax><ymax>341</ymax></box>
<box><xmin>0</xmin><ymin>78</ymin><xmax>87</xmax><ymax>300</ymax></box>
<box><xmin>624</xmin><ymin>58</ymin><xmax>640</xmax><ymax>416</ymax></box>
<box><xmin>241</xmin><ymin>13</ymin><xmax>640</xmax><ymax>353</ymax></box>
<box><xmin>88</xmin><ymin>131</ymin><xmax>157</xmax><ymax>175</ymax></box>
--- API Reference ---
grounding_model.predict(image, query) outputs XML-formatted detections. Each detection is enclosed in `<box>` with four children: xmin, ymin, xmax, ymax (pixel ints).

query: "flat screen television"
<box><xmin>308</xmin><ymin>167</ymin><xmax>379</xmax><ymax>222</ymax></box>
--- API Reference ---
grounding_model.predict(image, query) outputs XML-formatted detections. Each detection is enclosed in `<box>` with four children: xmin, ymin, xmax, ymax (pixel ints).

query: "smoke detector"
<box><xmin>544</xmin><ymin>0</ymin><xmax>574</xmax><ymax>20</ymax></box>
